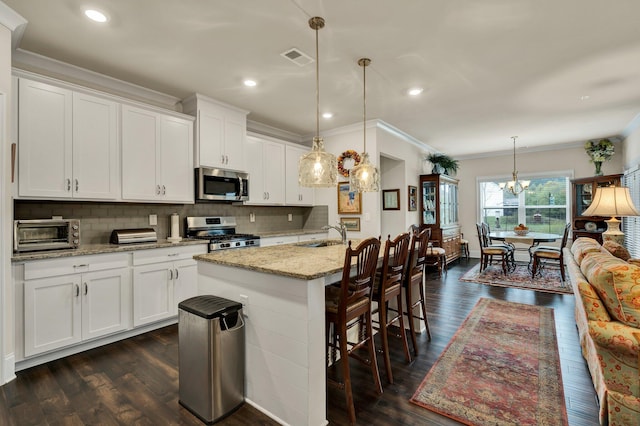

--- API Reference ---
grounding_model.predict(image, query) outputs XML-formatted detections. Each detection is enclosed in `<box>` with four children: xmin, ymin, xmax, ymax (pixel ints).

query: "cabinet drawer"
<box><xmin>132</xmin><ymin>244</ymin><xmax>207</xmax><ymax>266</ymax></box>
<box><xmin>24</xmin><ymin>253</ymin><xmax>129</xmax><ymax>280</ymax></box>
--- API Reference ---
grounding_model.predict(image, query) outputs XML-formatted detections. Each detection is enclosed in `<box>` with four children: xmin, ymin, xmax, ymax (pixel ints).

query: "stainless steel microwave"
<box><xmin>195</xmin><ymin>167</ymin><xmax>249</xmax><ymax>201</ymax></box>
<box><xmin>14</xmin><ymin>219</ymin><xmax>80</xmax><ymax>253</ymax></box>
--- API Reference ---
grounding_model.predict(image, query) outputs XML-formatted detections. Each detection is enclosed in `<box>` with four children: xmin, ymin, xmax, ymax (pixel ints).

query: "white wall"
<box><xmin>456</xmin><ymin>144</ymin><xmax>624</xmax><ymax>256</ymax></box>
<box><xmin>380</xmin><ymin>156</ymin><xmax>405</xmax><ymax>239</ymax></box>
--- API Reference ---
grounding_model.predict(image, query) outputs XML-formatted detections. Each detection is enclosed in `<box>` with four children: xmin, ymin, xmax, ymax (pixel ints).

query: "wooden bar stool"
<box><xmin>372</xmin><ymin>233</ymin><xmax>412</xmax><ymax>384</ymax></box>
<box><xmin>325</xmin><ymin>237</ymin><xmax>382</xmax><ymax>424</ymax></box>
<box><xmin>403</xmin><ymin>227</ymin><xmax>432</xmax><ymax>356</ymax></box>
<box><xmin>459</xmin><ymin>233</ymin><xmax>470</xmax><ymax>259</ymax></box>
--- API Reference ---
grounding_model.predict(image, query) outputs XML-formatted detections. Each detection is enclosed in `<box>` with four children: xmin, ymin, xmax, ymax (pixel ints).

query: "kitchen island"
<box><xmin>194</xmin><ymin>239</ymin><xmax>361</xmax><ymax>426</ymax></box>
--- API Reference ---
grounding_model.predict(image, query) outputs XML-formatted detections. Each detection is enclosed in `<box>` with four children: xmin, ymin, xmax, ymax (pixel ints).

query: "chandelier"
<box><xmin>298</xmin><ymin>16</ymin><xmax>338</xmax><ymax>188</ymax></box>
<box><xmin>499</xmin><ymin>136</ymin><xmax>530</xmax><ymax>195</ymax></box>
<box><xmin>349</xmin><ymin>58</ymin><xmax>380</xmax><ymax>192</ymax></box>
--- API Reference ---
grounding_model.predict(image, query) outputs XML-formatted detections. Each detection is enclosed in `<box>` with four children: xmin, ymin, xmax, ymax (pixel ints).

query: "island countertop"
<box><xmin>194</xmin><ymin>239</ymin><xmax>365</xmax><ymax>280</ymax></box>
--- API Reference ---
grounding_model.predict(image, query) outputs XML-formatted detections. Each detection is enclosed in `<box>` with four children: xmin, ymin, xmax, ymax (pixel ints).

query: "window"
<box><xmin>479</xmin><ymin>174</ymin><xmax>570</xmax><ymax>235</ymax></box>
<box><xmin>623</xmin><ymin>166</ymin><xmax>640</xmax><ymax>258</ymax></box>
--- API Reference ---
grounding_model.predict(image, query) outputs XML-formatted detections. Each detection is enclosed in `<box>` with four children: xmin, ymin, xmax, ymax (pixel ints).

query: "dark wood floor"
<box><xmin>0</xmin><ymin>259</ymin><xmax>600</xmax><ymax>425</ymax></box>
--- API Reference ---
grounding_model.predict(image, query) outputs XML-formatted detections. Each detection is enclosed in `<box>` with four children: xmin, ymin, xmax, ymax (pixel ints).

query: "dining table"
<box><xmin>489</xmin><ymin>230</ymin><xmax>562</xmax><ymax>262</ymax></box>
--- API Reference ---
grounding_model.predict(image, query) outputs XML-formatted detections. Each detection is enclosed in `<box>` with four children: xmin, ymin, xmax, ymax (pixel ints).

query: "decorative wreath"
<box><xmin>337</xmin><ymin>150</ymin><xmax>361</xmax><ymax>177</ymax></box>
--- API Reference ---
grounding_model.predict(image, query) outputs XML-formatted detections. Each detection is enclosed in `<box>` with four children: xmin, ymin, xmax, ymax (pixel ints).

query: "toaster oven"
<box><xmin>13</xmin><ymin>219</ymin><xmax>80</xmax><ymax>253</ymax></box>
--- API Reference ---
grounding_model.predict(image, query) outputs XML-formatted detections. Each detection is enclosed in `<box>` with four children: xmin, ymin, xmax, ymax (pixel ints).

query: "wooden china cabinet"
<box><xmin>571</xmin><ymin>173</ymin><xmax>622</xmax><ymax>243</ymax></box>
<box><xmin>419</xmin><ymin>173</ymin><xmax>462</xmax><ymax>264</ymax></box>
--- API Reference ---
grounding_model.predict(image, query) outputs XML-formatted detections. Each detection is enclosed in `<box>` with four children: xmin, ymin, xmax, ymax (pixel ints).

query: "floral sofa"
<box><xmin>565</xmin><ymin>237</ymin><xmax>640</xmax><ymax>425</ymax></box>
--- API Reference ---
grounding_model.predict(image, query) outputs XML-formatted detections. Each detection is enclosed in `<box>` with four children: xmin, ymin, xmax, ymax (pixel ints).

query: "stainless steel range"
<box><xmin>185</xmin><ymin>216</ymin><xmax>260</xmax><ymax>251</ymax></box>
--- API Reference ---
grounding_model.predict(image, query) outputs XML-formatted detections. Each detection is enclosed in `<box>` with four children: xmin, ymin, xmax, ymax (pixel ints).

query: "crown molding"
<box><xmin>12</xmin><ymin>49</ymin><xmax>182</xmax><ymax>110</ymax></box>
<box><xmin>0</xmin><ymin>2</ymin><xmax>27</xmax><ymax>49</ymax></box>
<box><xmin>247</xmin><ymin>120</ymin><xmax>304</xmax><ymax>144</ymax></box>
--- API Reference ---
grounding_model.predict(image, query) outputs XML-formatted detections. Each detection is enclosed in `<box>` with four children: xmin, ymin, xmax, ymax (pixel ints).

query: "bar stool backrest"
<box><xmin>381</xmin><ymin>233</ymin><xmax>411</xmax><ymax>286</ymax></box>
<box><xmin>339</xmin><ymin>237</ymin><xmax>381</xmax><ymax>311</ymax></box>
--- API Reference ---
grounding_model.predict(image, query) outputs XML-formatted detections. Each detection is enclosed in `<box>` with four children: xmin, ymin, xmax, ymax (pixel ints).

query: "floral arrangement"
<box><xmin>584</xmin><ymin>138</ymin><xmax>614</xmax><ymax>163</ymax></box>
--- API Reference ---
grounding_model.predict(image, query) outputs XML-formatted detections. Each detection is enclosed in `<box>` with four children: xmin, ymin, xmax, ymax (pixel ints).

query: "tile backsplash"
<box><xmin>14</xmin><ymin>201</ymin><xmax>328</xmax><ymax>244</ymax></box>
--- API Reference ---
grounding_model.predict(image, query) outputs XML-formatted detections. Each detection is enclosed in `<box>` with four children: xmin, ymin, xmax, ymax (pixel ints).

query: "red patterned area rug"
<box><xmin>459</xmin><ymin>263</ymin><xmax>571</xmax><ymax>294</ymax></box>
<box><xmin>410</xmin><ymin>298</ymin><xmax>568</xmax><ymax>426</ymax></box>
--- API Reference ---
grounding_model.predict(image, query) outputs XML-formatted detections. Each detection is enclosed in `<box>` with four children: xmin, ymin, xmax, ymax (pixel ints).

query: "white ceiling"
<box><xmin>6</xmin><ymin>0</ymin><xmax>640</xmax><ymax>157</ymax></box>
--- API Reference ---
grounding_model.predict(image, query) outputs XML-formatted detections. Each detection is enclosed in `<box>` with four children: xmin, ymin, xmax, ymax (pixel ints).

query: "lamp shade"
<box><xmin>582</xmin><ymin>186</ymin><xmax>640</xmax><ymax>217</ymax></box>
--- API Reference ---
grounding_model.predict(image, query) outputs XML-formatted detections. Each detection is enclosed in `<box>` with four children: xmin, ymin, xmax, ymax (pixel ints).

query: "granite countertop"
<box><xmin>11</xmin><ymin>239</ymin><xmax>209</xmax><ymax>262</ymax></box>
<box><xmin>195</xmin><ymin>239</ymin><xmax>377</xmax><ymax>280</ymax></box>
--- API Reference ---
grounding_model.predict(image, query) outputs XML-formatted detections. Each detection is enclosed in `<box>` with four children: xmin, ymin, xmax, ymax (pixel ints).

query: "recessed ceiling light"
<box><xmin>243</xmin><ymin>79</ymin><xmax>257</xmax><ymax>87</ymax></box>
<box><xmin>322</xmin><ymin>112</ymin><xmax>333</xmax><ymax>119</ymax></box>
<box><xmin>408</xmin><ymin>88</ymin><xmax>423</xmax><ymax>96</ymax></box>
<box><xmin>84</xmin><ymin>9</ymin><xmax>108</xmax><ymax>23</ymax></box>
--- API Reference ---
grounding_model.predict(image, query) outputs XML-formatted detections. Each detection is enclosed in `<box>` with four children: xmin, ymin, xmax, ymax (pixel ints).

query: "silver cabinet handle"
<box><xmin>75</xmin><ymin>179</ymin><xmax>79</xmax><ymax>192</ymax></box>
<box><xmin>225</xmin><ymin>155</ymin><xmax>229</xmax><ymax>164</ymax></box>
<box><xmin>162</xmin><ymin>185</ymin><xmax>166</xmax><ymax>195</ymax></box>
<box><xmin>221</xmin><ymin>154</ymin><xmax>225</xmax><ymax>164</ymax></box>
<box><xmin>175</xmin><ymin>268</ymin><xmax>179</xmax><ymax>280</ymax></box>
<box><xmin>66</xmin><ymin>178</ymin><xmax>71</xmax><ymax>191</ymax></box>
<box><xmin>75</xmin><ymin>284</ymin><xmax>80</xmax><ymax>297</ymax></box>
<box><xmin>84</xmin><ymin>282</ymin><xmax>88</xmax><ymax>295</ymax></box>
<box><xmin>263</xmin><ymin>192</ymin><xmax>266</xmax><ymax>200</ymax></box>
<box><xmin>73</xmin><ymin>264</ymin><xmax>89</xmax><ymax>268</ymax></box>
<box><xmin>167</xmin><ymin>253</ymin><xmax>179</xmax><ymax>257</ymax></box>
<box><xmin>169</xmin><ymin>269</ymin><xmax>173</xmax><ymax>280</ymax></box>
<box><xmin>156</xmin><ymin>185</ymin><xmax>161</xmax><ymax>195</ymax></box>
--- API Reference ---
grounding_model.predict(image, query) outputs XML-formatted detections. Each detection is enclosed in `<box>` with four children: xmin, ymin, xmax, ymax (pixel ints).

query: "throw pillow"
<box><xmin>581</xmin><ymin>253</ymin><xmax>640</xmax><ymax>327</ymax></box>
<box><xmin>629</xmin><ymin>258</ymin><xmax>640</xmax><ymax>267</ymax></box>
<box><xmin>602</xmin><ymin>240</ymin><xmax>631</xmax><ymax>261</ymax></box>
<box><xmin>571</xmin><ymin>237</ymin><xmax>603</xmax><ymax>265</ymax></box>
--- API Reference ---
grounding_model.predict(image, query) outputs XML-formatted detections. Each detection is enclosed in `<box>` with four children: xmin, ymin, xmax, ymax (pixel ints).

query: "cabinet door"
<box><xmin>82</xmin><ymin>268</ymin><xmax>131</xmax><ymax>340</ymax></box>
<box><xmin>24</xmin><ymin>275</ymin><xmax>82</xmax><ymax>356</ymax></box>
<box><xmin>159</xmin><ymin>115</ymin><xmax>194</xmax><ymax>203</ymax></box>
<box><xmin>122</xmin><ymin>105</ymin><xmax>159</xmax><ymax>201</ymax></box>
<box><xmin>132</xmin><ymin>263</ymin><xmax>173</xmax><ymax>326</ymax></box>
<box><xmin>198</xmin><ymin>107</ymin><xmax>224</xmax><ymax>168</ymax></box>
<box><xmin>73</xmin><ymin>92</ymin><xmax>119</xmax><ymax>199</ymax></box>
<box><xmin>285</xmin><ymin>145</ymin><xmax>314</xmax><ymax>205</ymax></box>
<box><xmin>18</xmin><ymin>79</ymin><xmax>73</xmax><ymax>198</ymax></box>
<box><xmin>246</xmin><ymin>136</ymin><xmax>266</xmax><ymax>203</ymax></box>
<box><xmin>223</xmin><ymin>111</ymin><xmax>246</xmax><ymax>171</ymax></box>
<box><xmin>263</xmin><ymin>140</ymin><xmax>285</xmax><ymax>204</ymax></box>
<box><xmin>173</xmin><ymin>259</ymin><xmax>198</xmax><ymax>314</ymax></box>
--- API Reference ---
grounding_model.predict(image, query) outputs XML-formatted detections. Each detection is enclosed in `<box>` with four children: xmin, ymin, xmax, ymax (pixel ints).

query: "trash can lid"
<box><xmin>178</xmin><ymin>295</ymin><xmax>243</xmax><ymax>319</ymax></box>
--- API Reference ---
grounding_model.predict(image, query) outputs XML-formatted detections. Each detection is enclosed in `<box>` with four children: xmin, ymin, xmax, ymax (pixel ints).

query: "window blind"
<box><xmin>623</xmin><ymin>165</ymin><xmax>640</xmax><ymax>257</ymax></box>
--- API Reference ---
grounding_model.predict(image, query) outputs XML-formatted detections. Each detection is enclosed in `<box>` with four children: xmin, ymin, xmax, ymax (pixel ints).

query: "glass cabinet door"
<box><xmin>422</xmin><ymin>180</ymin><xmax>436</xmax><ymax>224</ymax></box>
<box><xmin>575</xmin><ymin>182</ymin><xmax>592</xmax><ymax>217</ymax></box>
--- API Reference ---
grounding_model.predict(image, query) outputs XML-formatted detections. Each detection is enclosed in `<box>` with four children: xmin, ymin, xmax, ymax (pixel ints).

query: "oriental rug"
<box><xmin>410</xmin><ymin>298</ymin><xmax>568</xmax><ymax>426</ymax></box>
<box><xmin>459</xmin><ymin>263</ymin><xmax>571</xmax><ymax>294</ymax></box>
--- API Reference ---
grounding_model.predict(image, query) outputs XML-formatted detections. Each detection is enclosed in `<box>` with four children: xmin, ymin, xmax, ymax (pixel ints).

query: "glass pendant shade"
<box><xmin>349</xmin><ymin>152</ymin><xmax>379</xmax><ymax>192</ymax></box>
<box><xmin>500</xmin><ymin>136</ymin><xmax>529</xmax><ymax>195</ymax></box>
<box><xmin>349</xmin><ymin>57</ymin><xmax>380</xmax><ymax>193</ymax></box>
<box><xmin>299</xmin><ymin>137</ymin><xmax>338</xmax><ymax>187</ymax></box>
<box><xmin>298</xmin><ymin>16</ymin><xmax>338</xmax><ymax>188</ymax></box>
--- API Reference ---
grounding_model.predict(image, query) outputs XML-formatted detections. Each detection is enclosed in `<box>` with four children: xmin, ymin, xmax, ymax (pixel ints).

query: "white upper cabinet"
<box><xmin>285</xmin><ymin>144</ymin><xmax>314</xmax><ymax>206</ymax></box>
<box><xmin>245</xmin><ymin>136</ymin><xmax>285</xmax><ymax>205</ymax></box>
<box><xmin>182</xmin><ymin>94</ymin><xmax>248</xmax><ymax>172</ymax></box>
<box><xmin>18</xmin><ymin>78</ymin><xmax>119</xmax><ymax>200</ymax></box>
<box><xmin>121</xmin><ymin>104</ymin><xmax>194</xmax><ymax>203</ymax></box>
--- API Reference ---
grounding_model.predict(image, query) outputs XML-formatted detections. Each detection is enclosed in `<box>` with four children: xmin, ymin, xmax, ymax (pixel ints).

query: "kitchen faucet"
<box><xmin>322</xmin><ymin>222</ymin><xmax>348</xmax><ymax>245</ymax></box>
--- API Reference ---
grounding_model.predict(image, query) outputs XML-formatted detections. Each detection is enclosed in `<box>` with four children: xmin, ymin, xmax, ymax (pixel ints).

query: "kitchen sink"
<box><xmin>297</xmin><ymin>240</ymin><xmax>342</xmax><ymax>248</ymax></box>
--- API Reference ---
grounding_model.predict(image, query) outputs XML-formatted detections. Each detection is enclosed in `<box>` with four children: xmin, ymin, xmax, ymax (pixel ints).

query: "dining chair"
<box><xmin>402</xmin><ymin>227</ymin><xmax>433</xmax><ymax>356</ymax></box>
<box><xmin>325</xmin><ymin>237</ymin><xmax>382</xmax><ymax>424</ymax></box>
<box><xmin>531</xmin><ymin>223</ymin><xmax>571</xmax><ymax>281</ymax></box>
<box><xmin>476</xmin><ymin>223</ymin><xmax>510</xmax><ymax>274</ymax></box>
<box><xmin>372</xmin><ymin>233</ymin><xmax>412</xmax><ymax>384</ymax></box>
<box><xmin>481</xmin><ymin>222</ymin><xmax>515</xmax><ymax>270</ymax></box>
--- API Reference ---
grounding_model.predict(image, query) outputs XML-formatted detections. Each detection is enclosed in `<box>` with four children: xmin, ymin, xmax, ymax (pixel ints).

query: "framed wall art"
<box><xmin>337</xmin><ymin>182</ymin><xmax>362</xmax><ymax>214</ymax></box>
<box><xmin>382</xmin><ymin>189</ymin><xmax>400</xmax><ymax>210</ymax></box>
<box><xmin>408</xmin><ymin>185</ymin><xmax>417</xmax><ymax>211</ymax></box>
<box><xmin>340</xmin><ymin>217</ymin><xmax>361</xmax><ymax>232</ymax></box>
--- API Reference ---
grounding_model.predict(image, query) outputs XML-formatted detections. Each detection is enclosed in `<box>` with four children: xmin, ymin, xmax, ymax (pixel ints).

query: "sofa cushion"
<box><xmin>581</xmin><ymin>252</ymin><xmax>640</xmax><ymax>327</ymax></box>
<box><xmin>571</xmin><ymin>237</ymin><xmax>603</xmax><ymax>265</ymax></box>
<box><xmin>603</xmin><ymin>240</ymin><xmax>632</xmax><ymax>261</ymax></box>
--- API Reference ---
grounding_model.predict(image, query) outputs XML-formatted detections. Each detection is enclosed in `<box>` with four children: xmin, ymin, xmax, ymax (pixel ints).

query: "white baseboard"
<box><xmin>3</xmin><ymin>352</ymin><xmax>16</xmax><ymax>384</ymax></box>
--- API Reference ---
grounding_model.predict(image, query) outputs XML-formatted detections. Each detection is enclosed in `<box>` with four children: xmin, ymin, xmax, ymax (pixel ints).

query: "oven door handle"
<box><xmin>238</xmin><ymin>176</ymin><xmax>244</xmax><ymax>201</ymax></box>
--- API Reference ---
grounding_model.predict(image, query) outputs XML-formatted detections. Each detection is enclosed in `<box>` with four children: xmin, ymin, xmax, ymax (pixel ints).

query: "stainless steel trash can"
<box><xmin>178</xmin><ymin>295</ymin><xmax>245</xmax><ymax>424</ymax></box>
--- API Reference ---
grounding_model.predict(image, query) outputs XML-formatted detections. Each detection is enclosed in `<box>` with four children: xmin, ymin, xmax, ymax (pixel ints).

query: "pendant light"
<box><xmin>349</xmin><ymin>58</ymin><xmax>380</xmax><ymax>192</ymax></box>
<box><xmin>499</xmin><ymin>136</ymin><xmax>530</xmax><ymax>195</ymax></box>
<box><xmin>298</xmin><ymin>16</ymin><xmax>338</xmax><ymax>188</ymax></box>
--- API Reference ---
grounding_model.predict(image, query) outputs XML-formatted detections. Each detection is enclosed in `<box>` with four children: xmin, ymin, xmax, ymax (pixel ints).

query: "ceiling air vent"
<box><xmin>281</xmin><ymin>48</ymin><xmax>314</xmax><ymax>67</ymax></box>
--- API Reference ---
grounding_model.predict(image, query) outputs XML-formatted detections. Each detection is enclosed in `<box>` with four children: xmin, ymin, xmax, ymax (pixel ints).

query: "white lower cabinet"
<box><xmin>23</xmin><ymin>254</ymin><xmax>130</xmax><ymax>357</ymax></box>
<box><xmin>132</xmin><ymin>245</ymin><xmax>206</xmax><ymax>326</ymax></box>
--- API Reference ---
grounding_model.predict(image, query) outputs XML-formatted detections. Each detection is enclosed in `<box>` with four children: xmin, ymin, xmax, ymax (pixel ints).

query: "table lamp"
<box><xmin>582</xmin><ymin>186</ymin><xmax>639</xmax><ymax>245</ymax></box>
